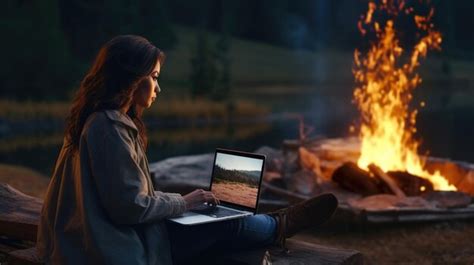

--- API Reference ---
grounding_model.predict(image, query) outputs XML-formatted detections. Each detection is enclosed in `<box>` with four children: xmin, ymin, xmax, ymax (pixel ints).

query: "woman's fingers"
<box><xmin>184</xmin><ymin>189</ymin><xmax>220</xmax><ymax>207</ymax></box>
<box><xmin>203</xmin><ymin>191</ymin><xmax>219</xmax><ymax>205</ymax></box>
<box><xmin>211</xmin><ymin>192</ymin><xmax>220</xmax><ymax>205</ymax></box>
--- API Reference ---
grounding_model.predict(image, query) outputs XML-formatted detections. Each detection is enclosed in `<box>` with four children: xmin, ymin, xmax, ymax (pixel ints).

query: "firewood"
<box><xmin>298</xmin><ymin>147</ymin><xmax>326</xmax><ymax>182</ymax></box>
<box><xmin>8</xmin><ymin>247</ymin><xmax>43</xmax><ymax>265</ymax></box>
<box><xmin>319</xmin><ymin>160</ymin><xmax>345</xmax><ymax>180</ymax></box>
<box><xmin>387</xmin><ymin>171</ymin><xmax>434</xmax><ymax>196</ymax></box>
<box><xmin>332</xmin><ymin>162</ymin><xmax>381</xmax><ymax>196</ymax></box>
<box><xmin>309</xmin><ymin>137</ymin><xmax>360</xmax><ymax>163</ymax></box>
<box><xmin>368</xmin><ymin>164</ymin><xmax>406</xmax><ymax>198</ymax></box>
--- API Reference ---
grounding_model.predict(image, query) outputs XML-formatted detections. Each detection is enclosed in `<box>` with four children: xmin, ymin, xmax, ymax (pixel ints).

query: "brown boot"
<box><xmin>269</xmin><ymin>193</ymin><xmax>338</xmax><ymax>248</ymax></box>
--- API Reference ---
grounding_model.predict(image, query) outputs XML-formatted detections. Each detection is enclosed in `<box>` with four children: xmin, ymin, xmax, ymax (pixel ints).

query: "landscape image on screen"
<box><xmin>211</xmin><ymin>153</ymin><xmax>263</xmax><ymax>208</ymax></box>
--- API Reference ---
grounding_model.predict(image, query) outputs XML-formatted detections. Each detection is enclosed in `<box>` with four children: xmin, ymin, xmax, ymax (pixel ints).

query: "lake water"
<box><xmin>0</xmin><ymin>94</ymin><xmax>473</xmax><ymax>177</ymax></box>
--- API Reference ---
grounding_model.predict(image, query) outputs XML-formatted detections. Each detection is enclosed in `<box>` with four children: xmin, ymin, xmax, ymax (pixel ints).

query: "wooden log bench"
<box><xmin>0</xmin><ymin>183</ymin><xmax>364</xmax><ymax>265</ymax></box>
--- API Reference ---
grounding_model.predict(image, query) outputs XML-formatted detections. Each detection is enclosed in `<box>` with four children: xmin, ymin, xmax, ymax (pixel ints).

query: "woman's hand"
<box><xmin>182</xmin><ymin>189</ymin><xmax>220</xmax><ymax>210</ymax></box>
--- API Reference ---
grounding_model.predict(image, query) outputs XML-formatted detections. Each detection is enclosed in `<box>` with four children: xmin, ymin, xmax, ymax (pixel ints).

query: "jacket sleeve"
<box><xmin>86</xmin><ymin>121</ymin><xmax>187</xmax><ymax>225</ymax></box>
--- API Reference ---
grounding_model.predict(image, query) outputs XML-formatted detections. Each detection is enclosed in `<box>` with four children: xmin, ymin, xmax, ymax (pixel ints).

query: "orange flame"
<box><xmin>353</xmin><ymin>1</ymin><xmax>456</xmax><ymax>191</ymax></box>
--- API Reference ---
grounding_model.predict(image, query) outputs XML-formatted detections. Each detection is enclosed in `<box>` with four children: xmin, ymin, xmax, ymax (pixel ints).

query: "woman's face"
<box><xmin>133</xmin><ymin>60</ymin><xmax>161</xmax><ymax>109</ymax></box>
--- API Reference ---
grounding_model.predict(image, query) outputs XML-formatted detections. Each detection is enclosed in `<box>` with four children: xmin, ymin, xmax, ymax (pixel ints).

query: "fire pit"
<box><xmin>258</xmin><ymin>137</ymin><xmax>474</xmax><ymax>224</ymax></box>
<box><xmin>253</xmin><ymin>0</ymin><xmax>474</xmax><ymax>223</ymax></box>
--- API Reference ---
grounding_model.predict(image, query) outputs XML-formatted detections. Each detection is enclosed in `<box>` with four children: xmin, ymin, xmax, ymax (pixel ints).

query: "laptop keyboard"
<box><xmin>191</xmin><ymin>205</ymin><xmax>243</xmax><ymax>218</ymax></box>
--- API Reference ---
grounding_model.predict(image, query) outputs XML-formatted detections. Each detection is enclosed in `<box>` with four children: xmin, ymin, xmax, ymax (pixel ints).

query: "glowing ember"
<box><xmin>353</xmin><ymin>0</ymin><xmax>456</xmax><ymax>191</ymax></box>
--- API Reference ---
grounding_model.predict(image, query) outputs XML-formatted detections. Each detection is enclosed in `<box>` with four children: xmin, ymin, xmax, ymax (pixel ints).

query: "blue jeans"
<box><xmin>166</xmin><ymin>214</ymin><xmax>277</xmax><ymax>263</ymax></box>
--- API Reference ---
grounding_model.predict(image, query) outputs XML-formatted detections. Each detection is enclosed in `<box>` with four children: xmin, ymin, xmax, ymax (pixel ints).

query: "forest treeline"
<box><xmin>1</xmin><ymin>0</ymin><xmax>472</xmax><ymax>100</ymax></box>
<box><xmin>213</xmin><ymin>165</ymin><xmax>260</xmax><ymax>186</ymax></box>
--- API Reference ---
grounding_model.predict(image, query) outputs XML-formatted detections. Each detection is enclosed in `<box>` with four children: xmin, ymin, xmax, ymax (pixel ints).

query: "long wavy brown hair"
<box><xmin>64</xmin><ymin>35</ymin><xmax>165</xmax><ymax>153</ymax></box>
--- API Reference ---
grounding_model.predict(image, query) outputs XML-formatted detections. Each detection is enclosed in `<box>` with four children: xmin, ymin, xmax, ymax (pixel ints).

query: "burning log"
<box><xmin>279</xmin><ymin>141</ymin><xmax>320</xmax><ymax>196</ymax></box>
<box><xmin>387</xmin><ymin>171</ymin><xmax>434</xmax><ymax>196</ymax></box>
<box><xmin>332</xmin><ymin>162</ymin><xmax>381</xmax><ymax>196</ymax></box>
<box><xmin>368</xmin><ymin>164</ymin><xmax>406</xmax><ymax>198</ymax></box>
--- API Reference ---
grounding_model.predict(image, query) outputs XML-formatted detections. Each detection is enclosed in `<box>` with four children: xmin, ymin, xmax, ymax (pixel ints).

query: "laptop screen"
<box><xmin>210</xmin><ymin>149</ymin><xmax>265</xmax><ymax>210</ymax></box>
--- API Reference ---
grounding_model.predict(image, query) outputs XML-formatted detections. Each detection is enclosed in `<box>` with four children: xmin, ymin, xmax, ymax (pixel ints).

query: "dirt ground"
<box><xmin>1</xmin><ymin>165</ymin><xmax>473</xmax><ymax>264</ymax></box>
<box><xmin>212</xmin><ymin>181</ymin><xmax>258</xmax><ymax>208</ymax></box>
<box><xmin>294</xmin><ymin>219</ymin><xmax>474</xmax><ymax>265</ymax></box>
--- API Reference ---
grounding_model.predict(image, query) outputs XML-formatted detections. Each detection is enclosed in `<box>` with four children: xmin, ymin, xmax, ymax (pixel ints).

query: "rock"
<box><xmin>347</xmin><ymin>194</ymin><xmax>436</xmax><ymax>211</ymax></box>
<box><xmin>289</xmin><ymin>169</ymin><xmax>317</xmax><ymax>195</ymax></box>
<box><xmin>149</xmin><ymin>153</ymin><xmax>214</xmax><ymax>193</ymax></box>
<box><xmin>254</xmin><ymin>146</ymin><xmax>283</xmax><ymax>172</ymax></box>
<box><xmin>149</xmin><ymin>147</ymin><xmax>282</xmax><ymax>194</ymax></box>
<box><xmin>421</xmin><ymin>191</ymin><xmax>472</xmax><ymax>208</ymax></box>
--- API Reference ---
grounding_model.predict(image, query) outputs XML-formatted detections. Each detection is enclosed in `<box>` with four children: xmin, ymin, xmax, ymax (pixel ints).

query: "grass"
<box><xmin>0</xmin><ymin>133</ymin><xmax>64</xmax><ymax>152</ymax></box>
<box><xmin>0</xmin><ymin>122</ymin><xmax>271</xmax><ymax>153</ymax></box>
<box><xmin>161</xmin><ymin>25</ymin><xmax>356</xmax><ymax>95</ymax></box>
<box><xmin>0</xmin><ymin>100</ymin><xmax>70</xmax><ymax>120</ymax></box>
<box><xmin>0</xmin><ymin>98</ymin><xmax>269</xmax><ymax>121</ymax></box>
<box><xmin>145</xmin><ymin>97</ymin><xmax>269</xmax><ymax>121</ymax></box>
<box><xmin>297</xmin><ymin>221</ymin><xmax>474</xmax><ymax>265</ymax></box>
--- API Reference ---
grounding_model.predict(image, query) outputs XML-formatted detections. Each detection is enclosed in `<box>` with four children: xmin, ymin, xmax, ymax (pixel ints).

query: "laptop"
<box><xmin>168</xmin><ymin>148</ymin><xmax>266</xmax><ymax>225</ymax></box>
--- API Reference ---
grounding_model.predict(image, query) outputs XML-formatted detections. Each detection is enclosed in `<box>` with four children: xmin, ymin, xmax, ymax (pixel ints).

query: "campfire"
<box><xmin>352</xmin><ymin>0</ymin><xmax>453</xmax><ymax>192</ymax></box>
<box><xmin>260</xmin><ymin>0</ymin><xmax>474</xmax><ymax>223</ymax></box>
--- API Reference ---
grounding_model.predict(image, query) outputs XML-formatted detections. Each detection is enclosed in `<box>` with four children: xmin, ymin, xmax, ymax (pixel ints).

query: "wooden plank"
<box><xmin>0</xmin><ymin>184</ymin><xmax>42</xmax><ymax>242</ymax></box>
<box><xmin>0</xmin><ymin>240</ymin><xmax>22</xmax><ymax>255</ymax></box>
<box><xmin>8</xmin><ymin>247</ymin><xmax>42</xmax><ymax>265</ymax></box>
<box><xmin>0</xmin><ymin>236</ymin><xmax>35</xmax><ymax>255</ymax></box>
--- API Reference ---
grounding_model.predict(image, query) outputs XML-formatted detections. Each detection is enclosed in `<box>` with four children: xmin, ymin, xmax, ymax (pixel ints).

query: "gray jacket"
<box><xmin>37</xmin><ymin>109</ymin><xmax>187</xmax><ymax>265</ymax></box>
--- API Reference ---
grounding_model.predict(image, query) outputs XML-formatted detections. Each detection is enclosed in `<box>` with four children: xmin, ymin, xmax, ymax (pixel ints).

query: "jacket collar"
<box><xmin>104</xmin><ymin>109</ymin><xmax>138</xmax><ymax>132</ymax></box>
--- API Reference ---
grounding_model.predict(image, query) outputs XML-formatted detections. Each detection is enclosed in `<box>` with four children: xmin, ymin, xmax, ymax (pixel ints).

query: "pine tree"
<box><xmin>0</xmin><ymin>0</ymin><xmax>74</xmax><ymax>99</ymax></box>
<box><xmin>189</xmin><ymin>29</ymin><xmax>218</xmax><ymax>99</ymax></box>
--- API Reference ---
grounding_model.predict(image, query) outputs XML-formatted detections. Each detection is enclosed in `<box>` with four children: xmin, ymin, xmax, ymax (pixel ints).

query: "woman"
<box><xmin>37</xmin><ymin>35</ymin><xmax>338</xmax><ymax>265</ymax></box>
